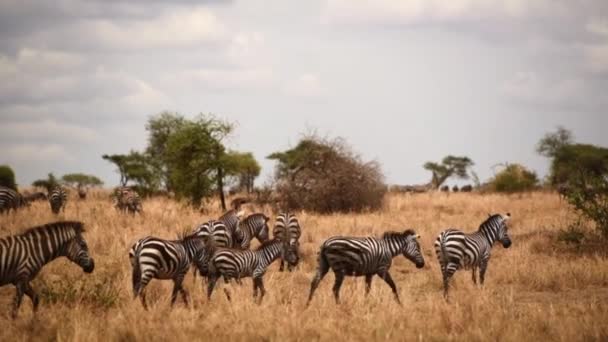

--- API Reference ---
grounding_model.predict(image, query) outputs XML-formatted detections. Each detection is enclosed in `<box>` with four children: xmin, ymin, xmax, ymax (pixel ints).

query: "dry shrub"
<box><xmin>271</xmin><ymin>136</ymin><xmax>386</xmax><ymax>213</ymax></box>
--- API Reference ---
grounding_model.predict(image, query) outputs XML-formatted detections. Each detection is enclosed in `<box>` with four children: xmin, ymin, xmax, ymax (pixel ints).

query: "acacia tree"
<box><xmin>62</xmin><ymin>173</ymin><xmax>103</xmax><ymax>194</ymax></box>
<box><xmin>32</xmin><ymin>173</ymin><xmax>60</xmax><ymax>193</ymax></box>
<box><xmin>423</xmin><ymin>155</ymin><xmax>474</xmax><ymax>189</ymax></box>
<box><xmin>536</xmin><ymin>126</ymin><xmax>573</xmax><ymax>159</ymax></box>
<box><xmin>102</xmin><ymin>152</ymin><xmax>160</xmax><ymax>195</ymax></box>
<box><xmin>145</xmin><ymin>112</ymin><xmax>187</xmax><ymax>191</ymax></box>
<box><xmin>224</xmin><ymin>151</ymin><xmax>261</xmax><ymax>193</ymax></box>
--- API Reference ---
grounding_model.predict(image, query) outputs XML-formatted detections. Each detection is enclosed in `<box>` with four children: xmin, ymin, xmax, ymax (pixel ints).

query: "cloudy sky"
<box><xmin>1</xmin><ymin>0</ymin><xmax>607</xmax><ymax>188</ymax></box>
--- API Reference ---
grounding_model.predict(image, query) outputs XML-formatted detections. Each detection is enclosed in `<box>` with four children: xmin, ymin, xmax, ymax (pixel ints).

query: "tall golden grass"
<box><xmin>0</xmin><ymin>191</ymin><xmax>607</xmax><ymax>341</ymax></box>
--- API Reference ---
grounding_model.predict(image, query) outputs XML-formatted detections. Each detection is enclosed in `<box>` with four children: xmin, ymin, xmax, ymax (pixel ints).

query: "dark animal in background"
<box><xmin>440</xmin><ymin>185</ymin><xmax>450</xmax><ymax>192</ymax></box>
<box><xmin>461</xmin><ymin>185</ymin><xmax>473</xmax><ymax>192</ymax></box>
<box><xmin>452</xmin><ymin>185</ymin><xmax>460</xmax><ymax>192</ymax></box>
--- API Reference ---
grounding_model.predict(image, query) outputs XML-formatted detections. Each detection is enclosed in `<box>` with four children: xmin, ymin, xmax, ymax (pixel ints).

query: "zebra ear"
<box><xmin>236</xmin><ymin>210</ymin><xmax>245</xmax><ymax>218</ymax></box>
<box><xmin>504</xmin><ymin>213</ymin><xmax>511</xmax><ymax>220</ymax></box>
<box><xmin>416</xmin><ymin>234</ymin><xmax>420</xmax><ymax>239</ymax></box>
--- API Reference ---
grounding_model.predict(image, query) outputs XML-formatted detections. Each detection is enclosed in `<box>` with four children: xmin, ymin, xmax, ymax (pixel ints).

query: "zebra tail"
<box><xmin>437</xmin><ymin>233</ymin><xmax>449</xmax><ymax>273</ymax></box>
<box><xmin>317</xmin><ymin>245</ymin><xmax>330</xmax><ymax>274</ymax></box>
<box><xmin>132</xmin><ymin>253</ymin><xmax>142</xmax><ymax>298</ymax></box>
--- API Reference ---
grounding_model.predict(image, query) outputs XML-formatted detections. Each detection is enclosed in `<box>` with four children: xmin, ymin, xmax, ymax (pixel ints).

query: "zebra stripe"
<box><xmin>0</xmin><ymin>186</ymin><xmax>28</xmax><ymax>214</ymax></box>
<box><xmin>238</xmin><ymin>213</ymin><xmax>270</xmax><ymax>249</ymax></box>
<box><xmin>49</xmin><ymin>187</ymin><xmax>68</xmax><ymax>214</ymax></box>
<box><xmin>219</xmin><ymin>209</ymin><xmax>244</xmax><ymax>247</ymax></box>
<box><xmin>0</xmin><ymin>221</ymin><xmax>95</xmax><ymax>318</ymax></box>
<box><xmin>192</xmin><ymin>220</ymin><xmax>232</xmax><ymax>277</ymax></box>
<box><xmin>206</xmin><ymin>238</ymin><xmax>297</xmax><ymax>302</ymax></box>
<box><xmin>130</xmin><ymin>233</ymin><xmax>205</xmax><ymax>309</ymax></box>
<box><xmin>434</xmin><ymin>213</ymin><xmax>512</xmax><ymax>298</ymax></box>
<box><xmin>114</xmin><ymin>187</ymin><xmax>142</xmax><ymax>214</ymax></box>
<box><xmin>307</xmin><ymin>229</ymin><xmax>424</xmax><ymax>305</ymax></box>
<box><xmin>273</xmin><ymin>213</ymin><xmax>302</xmax><ymax>271</ymax></box>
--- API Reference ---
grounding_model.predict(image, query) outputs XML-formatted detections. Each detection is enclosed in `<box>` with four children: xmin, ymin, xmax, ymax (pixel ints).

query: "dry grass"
<box><xmin>1</xmin><ymin>192</ymin><xmax>607</xmax><ymax>341</ymax></box>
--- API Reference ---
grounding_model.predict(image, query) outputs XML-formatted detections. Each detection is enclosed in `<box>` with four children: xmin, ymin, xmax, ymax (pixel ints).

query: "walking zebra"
<box><xmin>219</xmin><ymin>209</ymin><xmax>244</xmax><ymax>247</ymax></box>
<box><xmin>434</xmin><ymin>213</ymin><xmax>512</xmax><ymax>298</ymax></box>
<box><xmin>307</xmin><ymin>229</ymin><xmax>424</xmax><ymax>305</ymax></box>
<box><xmin>0</xmin><ymin>221</ymin><xmax>95</xmax><ymax>318</ymax></box>
<box><xmin>206</xmin><ymin>238</ymin><xmax>298</xmax><ymax>303</ymax></box>
<box><xmin>49</xmin><ymin>187</ymin><xmax>68</xmax><ymax>214</ymax></box>
<box><xmin>0</xmin><ymin>186</ymin><xmax>28</xmax><ymax>214</ymax></box>
<box><xmin>192</xmin><ymin>220</ymin><xmax>233</xmax><ymax>277</ymax></box>
<box><xmin>273</xmin><ymin>213</ymin><xmax>302</xmax><ymax>271</ymax></box>
<box><xmin>114</xmin><ymin>187</ymin><xmax>142</xmax><ymax>214</ymax></box>
<box><xmin>130</xmin><ymin>232</ymin><xmax>205</xmax><ymax>309</ymax></box>
<box><xmin>238</xmin><ymin>213</ymin><xmax>270</xmax><ymax>249</ymax></box>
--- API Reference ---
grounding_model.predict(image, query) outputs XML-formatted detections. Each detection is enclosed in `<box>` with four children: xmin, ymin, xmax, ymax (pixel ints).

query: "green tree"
<box><xmin>0</xmin><ymin>165</ymin><xmax>17</xmax><ymax>190</ymax></box>
<box><xmin>32</xmin><ymin>173</ymin><xmax>60</xmax><ymax>192</ymax></box>
<box><xmin>536</xmin><ymin>126</ymin><xmax>574</xmax><ymax>158</ymax></box>
<box><xmin>224</xmin><ymin>151</ymin><xmax>261</xmax><ymax>193</ymax></box>
<box><xmin>490</xmin><ymin>163</ymin><xmax>539</xmax><ymax>193</ymax></box>
<box><xmin>145</xmin><ymin>112</ymin><xmax>187</xmax><ymax>191</ymax></box>
<box><xmin>102</xmin><ymin>152</ymin><xmax>160</xmax><ymax>195</ymax></box>
<box><xmin>563</xmin><ymin>172</ymin><xmax>608</xmax><ymax>239</ymax></box>
<box><xmin>165</xmin><ymin>114</ymin><xmax>233</xmax><ymax>208</ymax></box>
<box><xmin>550</xmin><ymin>144</ymin><xmax>608</xmax><ymax>186</ymax></box>
<box><xmin>423</xmin><ymin>156</ymin><xmax>474</xmax><ymax>189</ymax></box>
<box><xmin>62</xmin><ymin>173</ymin><xmax>103</xmax><ymax>190</ymax></box>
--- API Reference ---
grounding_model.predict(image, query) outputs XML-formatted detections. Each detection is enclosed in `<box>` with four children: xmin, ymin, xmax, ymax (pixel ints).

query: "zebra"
<box><xmin>237</xmin><ymin>213</ymin><xmax>270</xmax><ymax>249</ymax></box>
<box><xmin>434</xmin><ymin>213</ymin><xmax>512</xmax><ymax>298</ymax></box>
<box><xmin>307</xmin><ymin>229</ymin><xmax>425</xmax><ymax>306</ymax></box>
<box><xmin>192</xmin><ymin>220</ymin><xmax>234</xmax><ymax>278</ymax></box>
<box><xmin>130</xmin><ymin>232</ymin><xmax>205</xmax><ymax>309</ymax></box>
<box><xmin>273</xmin><ymin>213</ymin><xmax>302</xmax><ymax>271</ymax></box>
<box><xmin>114</xmin><ymin>187</ymin><xmax>142</xmax><ymax>214</ymax></box>
<box><xmin>219</xmin><ymin>209</ymin><xmax>244</xmax><ymax>247</ymax></box>
<box><xmin>0</xmin><ymin>221</ymin><xmax>95</xmax><ymax>318</ymax></box>
<box><xmin>0</xmin><ymin>186</ymin><xmax>28</xmax><ymax>214</ymax></box>
<box><xmin>49</xmin><ymin>186</ymin><xmax>68</xmax><ymax>214</ymax></box>
<box><xmin>205</xmin><ymin>238</ymin><xmax>298</xmax><ymax>303</ymax></box>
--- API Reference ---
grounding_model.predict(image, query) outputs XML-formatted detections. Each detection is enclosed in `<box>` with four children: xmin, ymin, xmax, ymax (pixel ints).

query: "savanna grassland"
<box><xmin>1</xmin><ymin>191</ymin><xmax>607</xmax><ymax>341</ymax></box>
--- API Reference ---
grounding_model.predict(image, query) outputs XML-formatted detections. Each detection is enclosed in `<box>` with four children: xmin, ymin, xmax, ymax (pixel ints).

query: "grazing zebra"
<box><xmin>273</xmin><ymin>213</ymin><xmax>302</xmax><ymax>271</ymax></box>
<box><xmin>192</xmin><ymin>220</ymin><xmax>233</xmax><ymax>277</ymax></box>
<box><xmin>206</xmin><ymin>238</ymin><xmax>298</xmax><ymax>303</ymax></box>
<box><xmin>219</xmin><ymin>209</ymin><xmax>244</xmax><ymax>247</ymax></box>
<box><xmin>114</xmin><ymin>187</ymin><xmax>142</xmax><ymax>214</ymax></box>
<box><xmin>49</xmin><ymin>187</ymin><xmax>68</xmax><ymax>214</ymax></box>
<box><xmin>307</xmin><ymin>229</ymin><xmax>425</xmax><ymax>305</ymax></box>
<box><xmin>434</xmin><ymin>213</ymin><xmax>512</xmax><ymax>298</ymax></box>
<box><xmin>130</xmin><ymin>232</ymin><xmax>205</xmax><ymax>309</ymax></box>
<box><xmin>0</xmin><ymin>221</ymin><xmax>95</xmax><ymax>318</ymax></box>
<box><xmin>237</xmin><ymin>213</ymin><xmax>270</xmax><ymax>249</ymax></box>
<box><xmin>0</xmin><ymin>186</ymin><xmax>28</xmax><ymax>214</ymax></box>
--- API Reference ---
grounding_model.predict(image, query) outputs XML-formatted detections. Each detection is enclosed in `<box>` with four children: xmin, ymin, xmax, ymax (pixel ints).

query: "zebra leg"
<box><xmin>171</xmin><ymin>276</ymin><xmax>186</xmax><ymax>307</ymax></box>
<box><xmin>254</xmin><ymin>277</ymin><xmax>266</xmax><ymax>304</ymax></box>
<box><xmin>378</xmin><ymin>271</ymin><xmax>401</xmax><ymax>305</ymax></box>
<box><xmin>140</xmin><ymin>290</ymin><xmax>149</xmax><ymax>310</ymax></box>
<box><xmin>11</xmin><ymin>283</ymin><xmax>25</xmax><ymax>319</ymax></box>
<box><xmin>279</xmin><ymin>258</ymin><xmax>285</xmax><ymax>272</ymax></box>
<box><xmin>207</xmin><ymin>275</ymin><xmax>218</xmax><ymax>300</ymax></box>
<box><xmin>365</xmin><ymin>274</ymin><xmax>373</xmax><ymax>296</ymax></box>
<box><xmin>23</xmin><ymin>282</ymin><xmax>39</xmax><ymax>312</ymax></box>
<box><xmin>306</xmin><ymin>255</ymin><xmax>330</xmax><ymax>306</ymax></box>
<box><xmin>479</xmin><ymin>259</ymin><xmax>489</xmax><ymax>286</ymax></box>
<box><xmin>471</xmin><ymin>266</ymin><xmax>478</xmax><ymax>285</ymax></box>
<box><xmin>222</xmin><ymin>276</ymin><xmax>232</xmax><ymax>301</ymax></box>
<box><xmin>443</xmin><ymin>263</ymin><xmax>458</xmax><ymax>299</ymax></box>
<box><xmin>332</xmin><ymin>272</ymin><xmax>345</xmax><ymax>304</ymax></box>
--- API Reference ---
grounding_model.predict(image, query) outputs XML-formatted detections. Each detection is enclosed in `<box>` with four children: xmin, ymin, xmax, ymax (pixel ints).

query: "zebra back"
<box><xmin>0</xmin><ymin>186</ymin><xmax>27</xmax><ymax>213</ymax></box>
<box><xmin>240</xmin><ymin>213</ymin><xmax>270</xmax><ymax>249</ymax></box>
<box><xmin>49</xmin><ymin>187</ymin><xmax>68</xmax><ymax>214</ymax></box>
<box><xmin>273</xmin><ymin>213</ymin><xmax>301</xmax><ymax>245</ymax></box>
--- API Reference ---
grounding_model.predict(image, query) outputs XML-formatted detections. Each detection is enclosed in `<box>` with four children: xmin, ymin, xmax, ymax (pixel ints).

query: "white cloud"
<box><xmin>283</xmin><ymin>73</ymin><xmax>324</xmax><ymax>98</ymax></box>
<box><xmin>2</xmin><ymin>143</ymin><xmax>74</xmax><ymax>163</ymax></box>
<box><xmin>0</xmin><ymin>120</ymin><xmax>100</xmax><ymax>143</ymax></box>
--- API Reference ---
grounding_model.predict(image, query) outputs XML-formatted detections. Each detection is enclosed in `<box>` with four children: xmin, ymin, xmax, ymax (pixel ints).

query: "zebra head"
<box><xmin>402</xmin><ymin>230</ymin><xmax>425</xmax><ymax>269</ymax></box>
<box><xmin>498</xmin><ymin>213</ymin><xmax>512</xmax><ymax>248</ymax></box>
<box><xmin>65</xmin><ymin>233</ymin><xmax>95</xmax><ymax>273</ymax></box>
<box><xmin>257</xmin><ymin>215</ymin><xmax>271</xmax><ymax>242</ymax></box>
<box><xmin>282</xmin><ymin>240</ymin><xmax>299</xmax><ymax>268</ymax></box>
<box><xmin>483</xmin><ymin>213</ymin><xmax>512</xmax><ymax>248</ymax></box>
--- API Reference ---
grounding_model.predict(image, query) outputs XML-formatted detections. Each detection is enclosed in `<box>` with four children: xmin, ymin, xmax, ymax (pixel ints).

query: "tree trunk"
<box><xmin>217</xmin><ymin>166</ymin><xmax>226</xmax><ymax>211</ymax></box>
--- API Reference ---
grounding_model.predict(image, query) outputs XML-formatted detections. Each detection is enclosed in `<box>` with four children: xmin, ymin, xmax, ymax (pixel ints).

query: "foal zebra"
<box><xmin>238</xmin><ymin>213</ymin><xmax>270</xmax><ymax>249</ymax></box>
<box><xmin>206</xmin><ymin>238</ymin><xmax>298</xmax><ymax>303</ymax></box>
<box><xmin>273</xmin><ymin>213</ymin><xmax>302</xmax><ymax>271</ymax></box>
<box><xmin>307</xmin><ymin>229</ymin><xmax>424</xmax><ymax>305</ymax></box>
<box><xmin>434</xmin><ymin>213</ymin><xmax>512</xmax><ymax>298</ymax></box>
<box><xmin>114</xmin><ymin>187</ymin><xmax>142</xmax><ymax>214</ymax></box>
<box><xmin>0</xmin><ymin>221</ymin><xmax>95</xmax><ymax>318</ymax></box>
<box><xmin>130</xmin><ymin>232</ymin><xmax>205</xmax><ymax>309</ymax></box>
<box><xmin>0</xmin><ymin>186</ymin><xmax>28</xmax><ymax>213</ymax></box>
<box><xmin>49</xmin><ymin>187</ymin><xmax>68</xmax><ymax>214</ymax></box>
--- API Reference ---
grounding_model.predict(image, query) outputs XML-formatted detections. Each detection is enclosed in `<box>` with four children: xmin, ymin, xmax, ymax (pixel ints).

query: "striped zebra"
<box><xmin>237</xmin><ymin>213</ymin><xmax>270</xmax><ymax>249</ymax></box>
<box><xmin>434</xmin><ymin>213</ymin><xmax>512</xmax><ymax>298</ymax></box>
<box><xmin>192</xmin><ymin>220</ymin><xmax>233</xmax><ymax>278</ymax></box>
<box><xmin>0</xmin><ymin>186</ymin><xmax>28</xmax><ymax>214</ymax></box>
<box><xmin>114</xmin><ymin>187</ymin><xmax>142</xmax><ymax>214</ymax></box>
<box><xmin>273</xmin><ymin>213</ymin><xmax>302</xmax><ymax>271</ymax></box>
<box><xmin>307</xmin><ymin>229</ymin><xmax>425</xmax><ymax>305</ymax></box>
<box><xmin>49</xmin><ymin>187</ymin><xmax>68</xmax><ymax>214</ymax></box>
<box><xmin>206</xmin><ymin>238</ymin><xmax>298</xmax><ymax>303</ymax></box>
<box><xmin>0</xmin><ymin>221</ymin><xmax>95</xmax><ymax>318</ymax></box>
<box><xmin>219</xmin><ymin>209</ymin><xmax>244</xmax><ymax>247</ymax></box>
<box><xmin>130</xmin><ymin>232</ymin><xmax>205</xmax><ymax>309</ymax></box>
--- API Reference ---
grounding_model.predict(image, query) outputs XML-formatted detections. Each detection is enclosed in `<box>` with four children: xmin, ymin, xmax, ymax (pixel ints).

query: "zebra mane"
<box><xmin>245</xmin><ymin>213</ymin><xmax>269</xmax><ymax>222</ymax></box>
<box><xmin>382</xmin><ymin>229</ymin><xmax>416</xmax><ymax>240</ymax></box>
<box><xmin>256</xmin><ymin>238</ymin><xmax>280</xmax><ymax>251</ymax></box>
<box><xmin>20</xmin><ymin>221</ymin><xmax>85</xmax><ymax>237</ymax></box>
<box><xmin>177</xmin><ymin>229</ymin><xmax>199</xmax><ymax>241</ymax></box>
<box><xmin>479</xmin><ymin>214</ymin><xmax>505</xmax><ymax>230</ymax></box>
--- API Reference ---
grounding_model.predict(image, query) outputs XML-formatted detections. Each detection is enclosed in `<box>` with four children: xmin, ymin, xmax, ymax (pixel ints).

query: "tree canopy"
<box><xmin>32</xmin><ymin>173</ymin><xmax>60</xmax><ymax>193</ymax></box>
<box><xmin>490</xmin><ymin>163</ymin><xmax>538</xmax><ymax>193</ymax></box>
<box><xmin>536</xmin><ymin>126</ymin><xmax>574</xmax><ymax>159</ymax></box>
<box><xmin>423</xmin><ymin>155</ymin><xmax>474</xmax><ymax>189</ymax></box>
<box><xmin>0</xmin><ymin>165</ymin><xmax>17</xmax><ymax>190</ymax></box>
<box><xmin>102</xmin><ymin>152</ymin><xmax>160</xmax><ymax>194</ymax></box>
<box><xmin>62</xmin><ymin>173</ymin><xmax>104</xmax><ymax>190</ymax></box>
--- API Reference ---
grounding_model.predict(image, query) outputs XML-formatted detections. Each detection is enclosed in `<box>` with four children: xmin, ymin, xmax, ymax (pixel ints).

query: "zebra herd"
<box><xmin>0</xmin><ymin>185</ymin><xmax>143</xmax><ymax>215</ymax></box>
<box><xmin>0</xmin><ymin>201</ymin><xmax>512</xmax><ymax>317</ymax></box>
